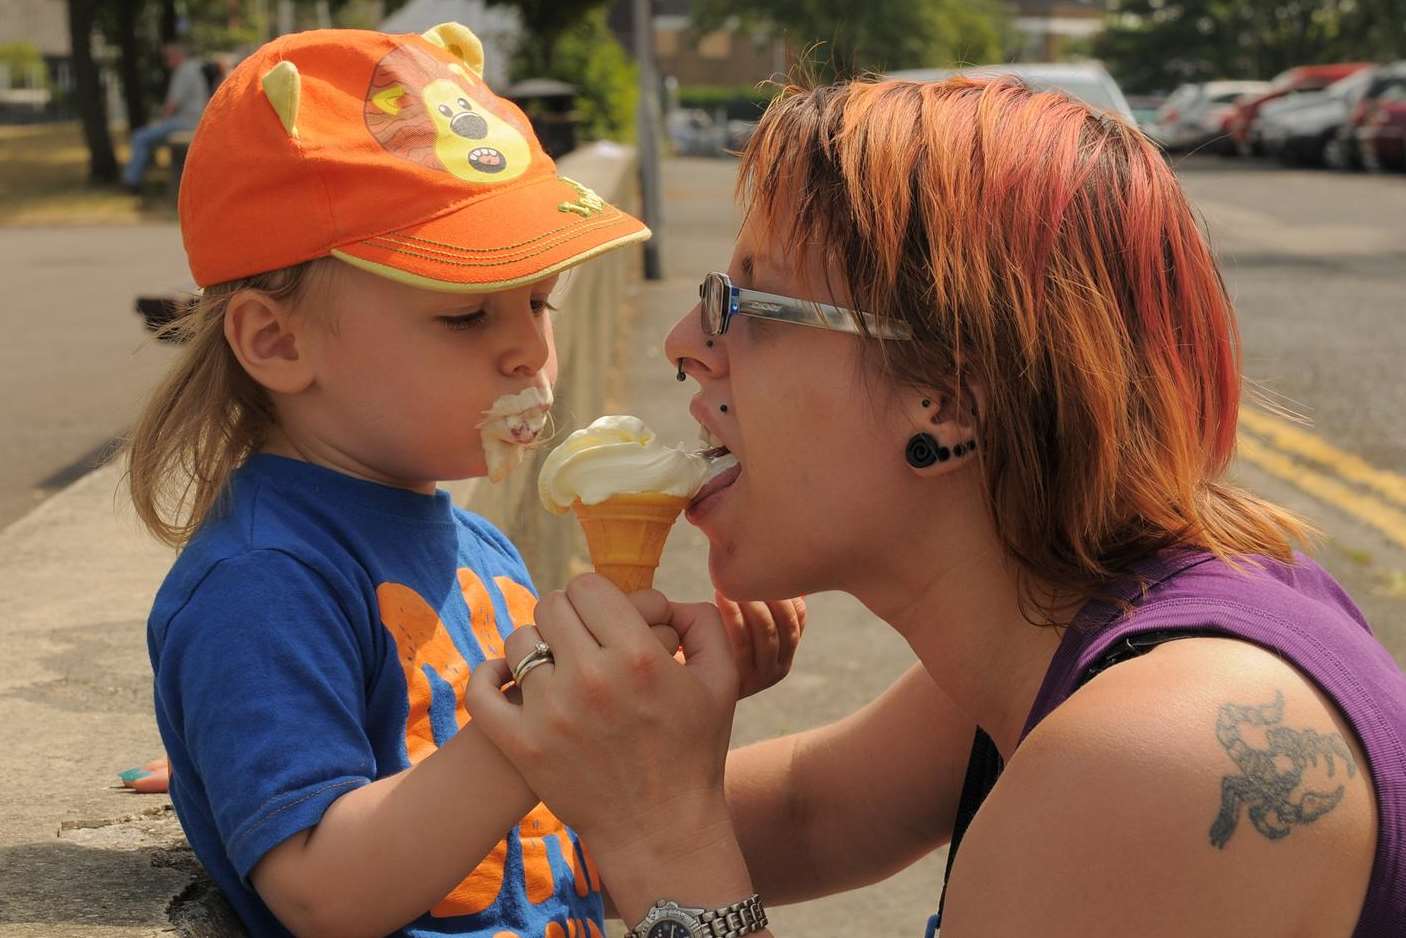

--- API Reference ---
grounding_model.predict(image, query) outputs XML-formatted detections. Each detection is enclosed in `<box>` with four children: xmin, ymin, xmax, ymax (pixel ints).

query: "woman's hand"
<box><xmin>466</xmin><ymin>574</ymin><xmax>741</xmax><ymax>861</ymax></box>
<box><xmin>717</xmin><ymin>594</ymin><xmax>805</xmax><ymax>699</ymax></box>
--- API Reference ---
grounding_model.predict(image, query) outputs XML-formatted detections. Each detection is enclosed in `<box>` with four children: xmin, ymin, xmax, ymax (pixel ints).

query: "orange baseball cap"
<box><xmin>179</xmin><ymin>22</ymin><xmax>650</xmax><ymax>290</ymax></box>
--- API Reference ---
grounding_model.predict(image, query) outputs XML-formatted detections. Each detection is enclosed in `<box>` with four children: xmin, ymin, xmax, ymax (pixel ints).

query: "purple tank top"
<box><xmin>1021</xmin><ymin>550</ymin><xmax>1406</xmax><ymax>937</ymax></box>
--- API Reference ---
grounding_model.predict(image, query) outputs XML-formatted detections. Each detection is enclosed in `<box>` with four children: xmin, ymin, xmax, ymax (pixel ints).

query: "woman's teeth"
<box><xmin>696</xmin><ymin>424</ymin><xmax>731</xmax><ymax>460</ymax></box>
<box><xmin>702</xmin><ymin>451</ymin><xmax>739</xmax><ymax>480</ymax></box>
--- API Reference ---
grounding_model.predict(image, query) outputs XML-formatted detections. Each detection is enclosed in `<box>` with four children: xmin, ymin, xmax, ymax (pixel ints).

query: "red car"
<box><xmin>1226</xmin><ymin>63</ymin><xmax>1374</xmax><ymax>156</ymax></box>
<box><xmin>1359</xmin><ymin>78</ymin><xmax>1406</xmax><ymax>171</ymax></box>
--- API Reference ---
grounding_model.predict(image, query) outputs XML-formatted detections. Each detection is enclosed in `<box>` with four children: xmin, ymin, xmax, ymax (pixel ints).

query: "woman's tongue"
<box><xmin>691</xmin><ymin>453</ymin><xmax>740</xmax><ymax>507</ymax></box>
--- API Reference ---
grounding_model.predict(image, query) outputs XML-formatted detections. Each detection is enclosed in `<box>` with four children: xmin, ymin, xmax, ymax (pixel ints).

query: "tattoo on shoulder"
<box><xmin>1208</xmin><ymin>689</ymin><xmax>1357</xmax><ymax>849</ymax></box>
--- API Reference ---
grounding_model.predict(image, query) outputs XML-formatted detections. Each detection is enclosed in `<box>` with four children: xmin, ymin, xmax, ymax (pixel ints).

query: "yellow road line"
<box><xmin>1239</xmin><ymin>406</ymin><xmax>1406</xmax><ymax>509</ymax></box>
<box><xmin>1236</xmin><ymin>434</ymin><xmax>1406</xmax><ymax>550</ymax></box>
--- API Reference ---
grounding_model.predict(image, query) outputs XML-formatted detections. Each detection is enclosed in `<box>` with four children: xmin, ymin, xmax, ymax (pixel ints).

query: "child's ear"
<box><xmin>223</xmin><ymin>290</ymin><xmax>316</xmax><ymax>395</ymax></box>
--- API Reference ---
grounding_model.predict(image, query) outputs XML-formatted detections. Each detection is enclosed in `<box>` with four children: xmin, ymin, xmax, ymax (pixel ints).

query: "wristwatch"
<box><xmin>624</xmin><ymin>895</ymin><xmax>768</xmax><ymax>938</ymax></box>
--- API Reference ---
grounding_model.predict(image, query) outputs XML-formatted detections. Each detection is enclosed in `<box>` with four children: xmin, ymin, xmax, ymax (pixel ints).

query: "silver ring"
<box><xmin>510</xmin><ymin>641</ymin><xmax>554</xmax><ymax>685</ymax></box>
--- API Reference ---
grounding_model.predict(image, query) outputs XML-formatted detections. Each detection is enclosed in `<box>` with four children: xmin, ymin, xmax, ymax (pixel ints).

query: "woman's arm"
<box><xmin>251</xmin><ymin>721</ymin><xmax>535</xmax><ymax>938</ymax></box>
<box><xmin>940</xmin><ymin>638</ymin><xmax>1376</xmax><ymax>938</ymax></box>
<box><xmin>725</xmin><ymin>663</ymin><xmax>974</xmax><ymax>904</ymax></box>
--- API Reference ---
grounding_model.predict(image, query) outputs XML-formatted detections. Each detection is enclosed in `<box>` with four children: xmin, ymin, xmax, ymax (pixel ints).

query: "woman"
<box><xmin>468</xmin><ymin>75</ymin><xmax>1404</xmax><ymax>938</ymax></box>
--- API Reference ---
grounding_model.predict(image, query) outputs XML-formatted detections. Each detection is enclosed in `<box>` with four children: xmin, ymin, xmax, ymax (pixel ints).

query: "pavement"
<box><xmin>2</xmin><ymin>151</ymin><xmax>1403</xmax><ymax>937</ymax></box>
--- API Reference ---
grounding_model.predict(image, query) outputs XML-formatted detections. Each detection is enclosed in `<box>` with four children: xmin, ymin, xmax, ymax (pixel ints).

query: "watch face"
<box><xmin>646</xmin><ymin>921</ymin><xmax>692</xmax><ymax>938</ymax></box>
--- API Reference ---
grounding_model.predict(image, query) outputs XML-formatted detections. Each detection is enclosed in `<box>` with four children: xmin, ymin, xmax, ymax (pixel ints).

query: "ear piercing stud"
<box><xmin>905</xmin><ymin>433</ymin><xmax>976</xmax><ymax>468</ymax></box>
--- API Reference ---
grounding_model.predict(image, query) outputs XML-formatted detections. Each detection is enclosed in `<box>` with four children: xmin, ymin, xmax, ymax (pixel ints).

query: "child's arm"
<box><xmin>251</xmin><ymin>720</ymin><xmax>535</xmax><ymax>938</ymax></box>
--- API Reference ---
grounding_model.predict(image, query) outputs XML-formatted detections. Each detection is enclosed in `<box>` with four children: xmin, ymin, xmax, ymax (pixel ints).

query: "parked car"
<box><xmin>1225</xmin><ymin>63</ymin><xmax>1373</xmax><ymax>156</ymax></box>
<box><xmin>1360</xmin><ymin>74</ymin><xmax>1406</xmax><ymax>172</ymax></box>
<box><xmin>1329</xmin><ymin>62</ymin><xmax>1406</xmax><ymax>170</ymax></box>
<box><xmin>1258</xmin><ymin>66</ymin><xmax>1378</xmax><ymax>166</ymax></box>
<box><xmin>1125</xmin><ymin>93</ymin><xmax>1166</xmax><ymax>128</ymax></box>
<box><xmin>1149</xmin><ymin>80</ymin><xmax>1269</xmax><ymax>151</ymax></box>
<box><xmin>888</xmin><ymin>62</ymin><xmax>1135</xmax><ymax>123</ymax></box>
<box><xmin>666</xmin><ymin>107</ymin><xmax>727</xmax><ymax>157</ymax></box>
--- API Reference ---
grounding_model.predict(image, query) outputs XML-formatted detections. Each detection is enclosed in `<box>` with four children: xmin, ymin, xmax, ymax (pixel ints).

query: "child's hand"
<box><xmin>117</xmin><ymin>757</ymin><xmax>170</xmax><ymax>793</ymax></box>
<box><xmin>620</xmin><ymin>591</ymin><xmax>805</xmax><ymax>698</ymax></box>
<box><xmin>715</xmin><ymin>593</ymin><xmax>806</xmax><ymax>699</ymax></box>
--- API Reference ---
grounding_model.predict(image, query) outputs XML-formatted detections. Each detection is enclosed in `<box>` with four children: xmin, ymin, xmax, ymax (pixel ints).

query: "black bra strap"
<box><xmin>932</xmin><ymin>727</ymin><xmax>1003</xmax><ymax>932</ymax></box>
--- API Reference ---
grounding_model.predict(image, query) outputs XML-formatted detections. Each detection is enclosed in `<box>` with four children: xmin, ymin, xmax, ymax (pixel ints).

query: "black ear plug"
<box><xmin>906</xmin><ymin>433</ymin><xmax>940</xmax><ymax>468</ymax></box>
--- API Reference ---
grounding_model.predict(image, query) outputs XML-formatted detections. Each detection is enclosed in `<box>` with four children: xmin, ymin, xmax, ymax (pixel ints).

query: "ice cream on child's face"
<box><xmin>477</xmin><ymin>384</ymin><xmax>553</xmax><ymax>483</ymax></box>
<box><xmin>538</xmin><ymin>415</ymin><xmax>715</xmax><ymax>512</ymax></box>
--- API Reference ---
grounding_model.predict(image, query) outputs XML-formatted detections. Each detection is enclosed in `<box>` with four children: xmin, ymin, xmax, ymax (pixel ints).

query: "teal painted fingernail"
<box><xmin>118</xmin><ymin>768</ymin><xmax>150</xmax><ymax>783</ymax></box>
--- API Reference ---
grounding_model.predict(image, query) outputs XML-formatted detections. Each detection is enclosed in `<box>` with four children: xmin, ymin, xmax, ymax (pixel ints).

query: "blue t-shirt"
<box><xmin>148</xmin><ymin>454</ymin><xmax>603</xmax><ymax>937</ymax></box>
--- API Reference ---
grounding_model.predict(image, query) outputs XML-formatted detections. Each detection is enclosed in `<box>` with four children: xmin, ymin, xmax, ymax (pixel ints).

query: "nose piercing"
<box><xmin>676</xmin><ymin>359</ymin><xmax>687</xmax><ymax>382</ymax></box>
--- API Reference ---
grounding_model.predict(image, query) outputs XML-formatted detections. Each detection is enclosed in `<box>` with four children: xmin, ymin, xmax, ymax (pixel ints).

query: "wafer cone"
<box><xmin>572</xmin><ymin>493</ymin><xmax>688</xmax><ymax>592</ymax></box>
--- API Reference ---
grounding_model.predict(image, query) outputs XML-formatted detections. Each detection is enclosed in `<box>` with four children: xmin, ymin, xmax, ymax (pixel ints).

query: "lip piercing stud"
<box><xmin>720</xmin><ymin>404</ymin><xmax>729</xmax><ymax>414</ymax></box>
<box><xmin>706</xmin><ymin>340</ymin><xmax>715</xmax><ymax>348</ymax></box>
<box><xmin>676</xmin><ymin>359</ymin><xmax>687</xmax><ymax>382</ymax></box>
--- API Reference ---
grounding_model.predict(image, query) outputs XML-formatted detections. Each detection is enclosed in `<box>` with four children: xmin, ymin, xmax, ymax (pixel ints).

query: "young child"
<box><xmin>127</xmin><ymin>22</ymin><xmax>691</xmax><ymax>938</ymax></box>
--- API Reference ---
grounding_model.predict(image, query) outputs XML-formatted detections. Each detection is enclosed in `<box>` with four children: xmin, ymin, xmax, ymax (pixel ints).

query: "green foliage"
<box><xmin>691</xmin><ymin>0</ymin><xmax>1009</xmax><ymax>80</ymax></box>
<box><xmin>487</xmin><ymin>0</ymin><xmax>608</xmax><ymax>71</ymax></box>
<box><xmin>509</xmin><ymin>6</ymin><xmax>638</xmax><ymax>141</ymax></box>
<box><xmin>0</xmin><ymin>42</ymin><xmax>48</xmax><ymax>89</ymax></box>
<box><xmin>676</xmin><ymin>84</ymin><xmax>778</xmax><ymax>120</ymax></box>
<box><xmin>1095</xmin><ymin>0</ymin><xmax>1406</xmax><ymax>94</ymax></box>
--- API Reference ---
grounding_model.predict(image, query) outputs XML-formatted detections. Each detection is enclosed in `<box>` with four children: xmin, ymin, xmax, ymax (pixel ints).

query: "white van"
<box><xmin>888</xmin><ymin>62</ymin><xmax>1136</xmax><ymax>123</ymax></box>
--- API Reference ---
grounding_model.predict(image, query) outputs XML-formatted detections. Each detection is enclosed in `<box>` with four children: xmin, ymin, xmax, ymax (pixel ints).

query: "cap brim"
<box><xmin>331</xmin><ymin>174</ymin><xmax>650</xmax><ymax>293</ymax></box>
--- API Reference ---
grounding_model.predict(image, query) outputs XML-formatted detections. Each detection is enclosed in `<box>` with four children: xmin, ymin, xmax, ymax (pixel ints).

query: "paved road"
<box><xmin>0</xmin><ymin>225</ymin><xmax>187</xmax><ymax>527</ymax></box>
<box><xmin>1172</xmin><ymin>154</ymin><xmax>1406</xmax><ymax>665</ymax></box>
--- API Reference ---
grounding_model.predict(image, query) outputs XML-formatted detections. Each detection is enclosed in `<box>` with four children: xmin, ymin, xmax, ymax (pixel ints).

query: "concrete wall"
<box><xmin>450</xmin><ymin>140</ymin><xmax>641</xmax><ymax>594</ymax></box>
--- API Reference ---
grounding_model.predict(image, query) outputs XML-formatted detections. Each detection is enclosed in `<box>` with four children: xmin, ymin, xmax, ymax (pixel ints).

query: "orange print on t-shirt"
<box><xmin>379</xmin><ymin>569</ymin><xmax>589</xmax><ymax>920</ymax></box>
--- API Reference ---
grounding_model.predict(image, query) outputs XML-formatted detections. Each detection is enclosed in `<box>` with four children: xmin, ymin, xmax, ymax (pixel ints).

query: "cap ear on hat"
<box><xmin>421</xmin><ymin>22</ymin><xmax>485</xmax><ymax>79</ymax></box>
<box><xmin>261</xmin><ymin>60</ymin><xmax>301</xmax><ymax>138</ymax></box>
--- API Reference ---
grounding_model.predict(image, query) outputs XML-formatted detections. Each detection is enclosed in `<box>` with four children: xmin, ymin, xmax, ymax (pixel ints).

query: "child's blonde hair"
<box><xmin>125</xmin><ymin>258</ymin><xmax>331</xmax><ymax>547</ymax></box>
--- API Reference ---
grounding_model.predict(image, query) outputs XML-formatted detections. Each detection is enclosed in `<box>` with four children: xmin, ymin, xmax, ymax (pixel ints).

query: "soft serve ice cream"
<box><xmin>477</xmin><ymin>384</ymin><xmax>553</xmax><ymax>483</ymax></box>
<box><xmin>538</xmin><ymin>415</ymin><xmax>713</xmax><ymax>511</ymax></box>
<box><xmin>539</xmin><ymin>415</ymin><xmax>735</xmax><ymax>591</ymax></box>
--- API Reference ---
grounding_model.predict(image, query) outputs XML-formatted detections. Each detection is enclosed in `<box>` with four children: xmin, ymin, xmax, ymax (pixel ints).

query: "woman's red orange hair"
<box><xmin>739</xmin><ymin>75</ymin><xmax>1306</xmax><ymax>621</ymax></box>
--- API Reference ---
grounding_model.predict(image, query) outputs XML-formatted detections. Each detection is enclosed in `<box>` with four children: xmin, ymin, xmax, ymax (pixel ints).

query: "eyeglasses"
<box><xmin>698</xmin><ymin>272</ymin><xmax>913</xmax><ymax>341</ymax></box>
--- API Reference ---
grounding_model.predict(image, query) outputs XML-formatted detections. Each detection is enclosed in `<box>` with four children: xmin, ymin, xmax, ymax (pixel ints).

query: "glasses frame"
<box><xmin>699</xmin><ymin>272</ymin><xmax>913</xmax><ymax>341</ymax></box>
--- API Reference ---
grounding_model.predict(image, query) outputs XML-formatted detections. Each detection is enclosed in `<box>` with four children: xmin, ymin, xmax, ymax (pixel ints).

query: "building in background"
<box><xmin>379</xmin><ymin>0</ymin><xmax>522</xmax><ymax>90</ymax></box>
<box><xmin>0</xmin><ymin>0</ymin><xmax>70</xmax><ymax>114</ymax></box>
<box><xmin>1010</xmin><ymin>0</ymin><xmax>1106</xmax><ymax>62</ymax></box>
<box><xmin>609</xmin><ymin>0</ymin><xmax>788</xmax><ymax>90</ymax></box>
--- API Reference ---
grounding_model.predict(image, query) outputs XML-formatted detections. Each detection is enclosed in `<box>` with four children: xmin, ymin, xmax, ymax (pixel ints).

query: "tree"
<box><xmin>486</xmin><ymin>0</ymin><xmax>611</xmax><ymax>73</ymax></box>
<box><xmin>1095</xmin><ymin>0</ymin><xmax>1406</xmax><ymax>94</ymax></box>
<box><xmin>111</xmin><ymin>0</ymin><xmax>151</xmax><ymax>130</ymax></box>
<box><xmin>486</xmin><ymin>0</ymin><xmax>637</xmax><ymax>141</ymax></box>
<box><xmin>691</xmin><ymin>0</ymin><xmax>1009</xmax><ymax>80</ymax></box>
<box><xmin>67</xmin><ymin>0</ymin><xmax>119</xmax><ymax>183</ymax></box>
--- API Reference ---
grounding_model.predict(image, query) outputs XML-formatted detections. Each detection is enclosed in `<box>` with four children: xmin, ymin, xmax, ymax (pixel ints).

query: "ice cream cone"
<box><xmin>572</xmin><ymin>493</ymin><xmax>688</xmax><ymax>592</ymax></box>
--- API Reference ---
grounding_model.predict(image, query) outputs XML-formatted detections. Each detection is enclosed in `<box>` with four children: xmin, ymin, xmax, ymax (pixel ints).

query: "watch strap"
<box><xmin>625</xmin><ymin>895</ymin><xmax>767</xmax><ymax>938</ymax></box>
<box><xmin>698</xmin><ymin>895</ymin><xmax>767</xmax><ymax>938</ymax></box>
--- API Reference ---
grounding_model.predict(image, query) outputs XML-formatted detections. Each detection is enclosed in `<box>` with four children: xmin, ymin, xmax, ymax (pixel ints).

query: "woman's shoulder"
<box><xmin>941</xmin><ymin>638</ymin><xmax>1377</xmax><ymax>938</ymax></box>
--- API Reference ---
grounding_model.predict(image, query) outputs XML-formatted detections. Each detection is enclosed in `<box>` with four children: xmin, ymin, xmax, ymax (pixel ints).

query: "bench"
<box><xmin>165</xmin><ymin>129</ymin><xmax>197</xmax><ymax>192</ymax></box>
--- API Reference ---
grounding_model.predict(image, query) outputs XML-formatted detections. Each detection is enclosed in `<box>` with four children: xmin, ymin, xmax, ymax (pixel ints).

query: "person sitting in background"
<box><xmin>121</xmin><ymin>40</ymin><xmax>209</xmax><ymax>194</ymax></box>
